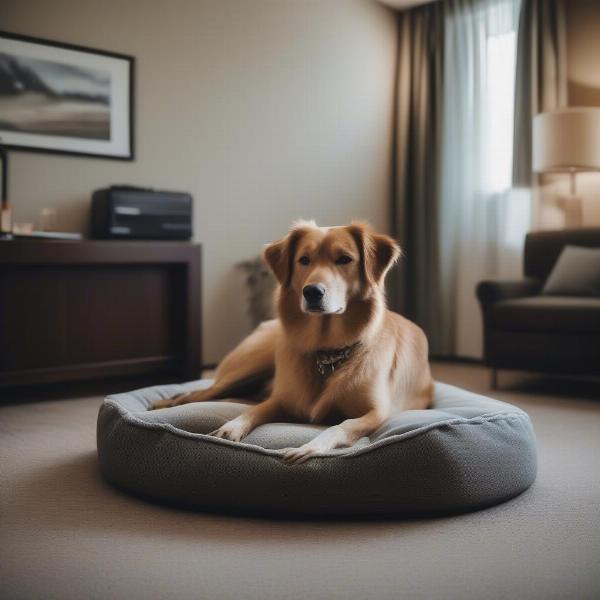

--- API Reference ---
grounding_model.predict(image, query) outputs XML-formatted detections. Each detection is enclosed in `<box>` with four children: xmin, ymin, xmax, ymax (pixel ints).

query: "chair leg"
<box><xmin>490</xmin><ymin>368</ymin><xmax>498</xmax><ymax>390</ymax></box>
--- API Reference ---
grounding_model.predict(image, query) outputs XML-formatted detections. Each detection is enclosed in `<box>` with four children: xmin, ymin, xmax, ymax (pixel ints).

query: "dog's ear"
<box><xmin>348</xmin><ymin>222</ymin><xmax>401</xmax><ymax>287</ymax></box>
<box><xmin>263</xmin><ymin>227</ymin><xmax>306</xmax><ymax>287</ymax></box>
<box><xmin>263</xmin><ymin>237</ymin><xmax>289</xmax><ymax>285</ymax></box>
<box><xmin>369</xmin><ymin>231</ymin><xmax>401</xmax><ymax>282</ymax></box>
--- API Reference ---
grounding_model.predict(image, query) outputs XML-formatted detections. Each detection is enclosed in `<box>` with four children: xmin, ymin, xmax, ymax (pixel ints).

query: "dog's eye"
<box><xmin>298</xmin><ymin>256</ymin><xmax>310</xmax><ymax>266</ymax></box>
<box><xmin>336</xmin><ymin>255</ymin><xmax>352</xmax><ymax>265</ymax></box>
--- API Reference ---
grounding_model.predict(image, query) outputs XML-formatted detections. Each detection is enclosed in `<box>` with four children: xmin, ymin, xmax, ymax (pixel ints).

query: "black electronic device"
<box><xmin>91</xmin><ymin>186</ymin><xmax>192</xmax><ymax>240</ymax></box>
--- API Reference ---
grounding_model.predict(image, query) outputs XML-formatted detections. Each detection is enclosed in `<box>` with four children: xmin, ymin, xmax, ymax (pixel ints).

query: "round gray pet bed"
<box><xmin>97</xmin><ymin>380</ymin><xmax>537</xmax><ymax>516</ymax></box>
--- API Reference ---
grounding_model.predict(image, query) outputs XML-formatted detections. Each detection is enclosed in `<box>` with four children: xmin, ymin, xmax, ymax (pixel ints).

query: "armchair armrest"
<box><xmin>476</xmin><ymin>278</ymin><xmax>542</xmax><ymax>314</ymax></box>
<box><xmin>477</xmin><ymin>278</ymin><xmax>542</xmax><ymax>330</ymax></box>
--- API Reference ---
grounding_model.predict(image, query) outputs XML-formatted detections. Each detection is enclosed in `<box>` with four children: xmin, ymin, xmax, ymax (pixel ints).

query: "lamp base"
<box><xmin>555</xmin><ymin>194</ymin><xmax>582</xmax><ymax>228</ymax></box>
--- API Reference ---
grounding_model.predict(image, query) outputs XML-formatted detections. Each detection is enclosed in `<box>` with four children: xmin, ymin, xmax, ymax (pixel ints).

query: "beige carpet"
<box><xmin>1</xmin><ymin>363</ymin><xmax>599</xmax><ymax>600</ymax></box>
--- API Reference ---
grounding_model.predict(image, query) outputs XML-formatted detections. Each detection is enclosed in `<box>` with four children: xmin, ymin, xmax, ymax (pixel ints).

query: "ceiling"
<box><xmin>377</xmin><ymin>0</ymin><xmax>437</xmax><ymax>10</ymax></box>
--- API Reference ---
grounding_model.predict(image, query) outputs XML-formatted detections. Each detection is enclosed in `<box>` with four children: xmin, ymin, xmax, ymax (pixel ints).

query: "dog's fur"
<box><xmin>154</xmin><ymin>221</ymin><xmax>433</xmax><ymax>463</ymax></box>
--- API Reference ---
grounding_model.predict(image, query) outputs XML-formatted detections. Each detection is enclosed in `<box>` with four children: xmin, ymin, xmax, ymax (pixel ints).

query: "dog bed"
<box><xmin>97</xmin><ymin>380</ymin><xmax>537</xmax><ymax>516</ymax></box>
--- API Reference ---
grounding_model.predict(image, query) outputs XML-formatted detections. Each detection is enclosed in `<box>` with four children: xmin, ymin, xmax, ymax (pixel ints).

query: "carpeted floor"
<box><xmin>1</xmin><ymin>362</ymin><xmax>599</xmax><ymax>600</ymax></box>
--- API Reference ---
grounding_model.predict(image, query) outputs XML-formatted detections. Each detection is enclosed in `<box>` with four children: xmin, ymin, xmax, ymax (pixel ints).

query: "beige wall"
<box><xmin>539</xmin><ymin>0</ymin><xmax>600</xmax><ymax>228</ymax></box>
<box><xmin>567</xmin><ymin>0</ymin><xmax>600</xmax><ymax>226</ymax></box>
<box><xmin>0</xmin><ymin>0</ymin><xmax>398</xmax><ymax>363</ymax></box>
<box><xmin>567</xmin><ymin>0</ymin><xmax>600</xmax><ymax>107</ymax></box>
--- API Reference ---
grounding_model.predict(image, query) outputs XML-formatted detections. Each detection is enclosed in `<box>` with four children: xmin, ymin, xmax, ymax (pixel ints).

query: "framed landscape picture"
<box><xmin>0</xmin><ymin>31</ymin><xmax>134</xmax><ymax>160</ymax></box>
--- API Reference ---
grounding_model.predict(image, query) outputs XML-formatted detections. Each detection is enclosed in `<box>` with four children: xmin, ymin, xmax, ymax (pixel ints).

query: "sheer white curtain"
<box><xmin>439</xmin><ymin>0</ymin><xmax>528</xmax><ymax>358</ymax></box>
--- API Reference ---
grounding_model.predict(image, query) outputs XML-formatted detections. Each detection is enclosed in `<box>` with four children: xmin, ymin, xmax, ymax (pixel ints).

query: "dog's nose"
<box><xmin>303</xmin><ymin>284</ymin><xmax>326</xmax><ymax>304</ymax></box>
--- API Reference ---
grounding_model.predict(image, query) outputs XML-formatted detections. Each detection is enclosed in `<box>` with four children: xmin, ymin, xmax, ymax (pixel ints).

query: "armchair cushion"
<box><xmin>542</xmin><ymin>246</ymin><xmax>600</xmax><ymax>297</ymax></box>
<box><xmin>491</xmin><ymin>296</ymin><xmax>600</xmax><ymax>333</ymax></box>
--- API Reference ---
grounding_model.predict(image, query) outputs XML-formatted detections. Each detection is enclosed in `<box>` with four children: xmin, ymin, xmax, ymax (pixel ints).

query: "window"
<box><xmin>485</xmin><ymin>29</ymin><xmax>517</xmax><ymax>194</ymax></box>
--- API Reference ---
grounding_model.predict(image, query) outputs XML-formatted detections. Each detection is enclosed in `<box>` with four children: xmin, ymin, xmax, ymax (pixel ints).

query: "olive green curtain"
<box><xmin>391</xmin><ymin>1</ymin><xmax>445</xmax><ymax>353</ymax></box>
<box><xmin>512</xmin><ymin>0</ymin><xmax>567</xmax><ymax>187</ymax></box>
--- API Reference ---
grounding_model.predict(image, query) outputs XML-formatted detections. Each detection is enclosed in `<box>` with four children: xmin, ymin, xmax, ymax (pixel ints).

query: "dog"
<box><xmin>154</xmin><ymin>220</ymin><xmax>433</xmax><ymax>463</ymax></box>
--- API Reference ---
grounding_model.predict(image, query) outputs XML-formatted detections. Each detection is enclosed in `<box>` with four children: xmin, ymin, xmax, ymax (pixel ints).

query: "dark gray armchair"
<box><xmin>476</xmin><ymin>228</ymin><xmax>600</xmax><ymax>387</ymax></box>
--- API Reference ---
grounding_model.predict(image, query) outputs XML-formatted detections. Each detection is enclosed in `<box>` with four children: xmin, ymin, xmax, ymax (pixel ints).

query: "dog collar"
<box><xmin>315</xmin><ymin>342</ymin><xmax>360</xmax><ymax>377</ymax></box>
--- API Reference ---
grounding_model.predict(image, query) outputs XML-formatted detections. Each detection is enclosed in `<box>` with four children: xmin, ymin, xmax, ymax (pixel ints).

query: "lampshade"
<box><xmin>532</xmin><ymin>107</ymin><xmax>600</xmax><ymax>173</ymax></box>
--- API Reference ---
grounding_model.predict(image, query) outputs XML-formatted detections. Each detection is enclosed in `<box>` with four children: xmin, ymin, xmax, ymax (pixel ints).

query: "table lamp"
<box><xmin>533</xmin><ymin>107</ymin><xmax>600</xmax><ymax>227</ymax></box>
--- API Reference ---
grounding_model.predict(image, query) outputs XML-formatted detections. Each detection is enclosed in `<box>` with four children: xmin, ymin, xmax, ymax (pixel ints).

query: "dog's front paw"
<box><xmin>283</xmin><ymin>444</ymin><xmax>321</xmax><ymax>464</ymax></box>
<box><xmin>210</xmin><ymin>416</ymin><xmax>250</xmax><ymax>442</ymax></box>
<box><xmin>152</xmin><ymin>392</ymin><xmax>200</xmax><ymax>410</ymax></box>
<box><xmin>152</xmin><ymin>397</ymin><xmax>176</xmax><ymax>410</ymax></box>
<box><xmin>283</xmin><ymin>426</ymin><xmax>347</xmax><ymax>464</ymax></box>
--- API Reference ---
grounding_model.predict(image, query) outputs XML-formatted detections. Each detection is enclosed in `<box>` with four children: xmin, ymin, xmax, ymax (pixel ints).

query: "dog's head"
<box><xmin>263</xmin><ymin>220</ymin><xmax>400</xmax><ymax>315</ymax></box>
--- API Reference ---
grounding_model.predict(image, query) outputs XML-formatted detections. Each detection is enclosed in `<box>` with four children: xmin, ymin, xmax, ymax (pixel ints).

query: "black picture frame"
<box><xmin>0</xmin><ymin>31</ymin><xmax>134</xmax><ymax>161</ymax></box>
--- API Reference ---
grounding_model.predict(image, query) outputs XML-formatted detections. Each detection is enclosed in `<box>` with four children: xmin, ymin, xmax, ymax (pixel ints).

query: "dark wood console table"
<box><xmin>0</xmin><ymin>240</ymin><xmax>201</xmax><ymax>388</ymax></box>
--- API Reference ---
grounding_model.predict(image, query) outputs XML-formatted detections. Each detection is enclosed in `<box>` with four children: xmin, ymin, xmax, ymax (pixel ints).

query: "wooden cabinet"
<box><xmin>0</xmin><ymin>240</ymin><xmax>201</xmax><ymax>388</ymax></box>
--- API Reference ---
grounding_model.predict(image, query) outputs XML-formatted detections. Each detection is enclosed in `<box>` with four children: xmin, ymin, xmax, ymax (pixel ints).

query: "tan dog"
<box><xmin>154</xmin><ymin>221</ymin><xmax>433</xmax><ymax>463</ymax></box>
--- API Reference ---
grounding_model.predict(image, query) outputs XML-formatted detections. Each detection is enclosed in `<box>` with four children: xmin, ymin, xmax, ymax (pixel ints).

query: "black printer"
<box><xmin>91</xmin><ymin>185</ymin><xmax>193</xmax><ymax>240</ymax></box>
